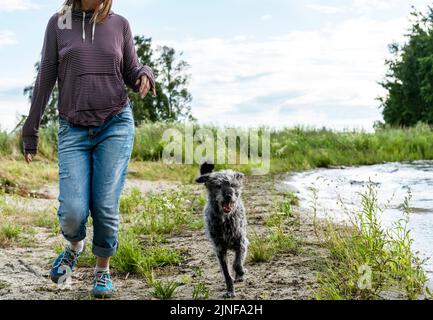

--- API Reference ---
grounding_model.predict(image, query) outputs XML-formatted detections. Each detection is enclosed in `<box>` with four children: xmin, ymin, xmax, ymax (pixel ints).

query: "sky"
<box><xmin>0</xmin><ymin>0</ymin><xmax>432</xmax><ymax>132</ymax></box>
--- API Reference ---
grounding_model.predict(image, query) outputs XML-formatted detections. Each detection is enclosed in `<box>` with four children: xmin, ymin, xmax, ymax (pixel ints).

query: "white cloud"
<box><xmin>0</xmin><ymin>74</ymin><xmax>35</xmax><ymax>131</ymax></box>
<box><xmin>0</xmin><ymin>0</ymin><xmax>38</xmax><ymax>12</ymax></box>
<box><xmin>0</xmin><ymin>31</ymin><xmax>17</xmax><ymax>46</ymax></box>
<box><xmin>305</xmin><ymin>4</ymin><xmax>346</xmax><ymax>15</ymax></box>
<box><xmin>159</xmin><ymin>16</ymin><xmax>410</xmax><ymax>130</ymax></box>
<box><xmin>0</xmin><ymin>76</ymin><xmax>31</xmax><ymax>90</ymax></box>
<box><xmin>164</xmin><ymin>26</ymin><xmax>177</xmax><ymax>33</ymax></box>
<box><xmin>352</xmin><ymin>0</ymin><xmax>394</xmax><ymax>12</ymax></box>
<box><xmin>0</xmin><ymin>99</ymin><xmax>29</xmax><ymax>132</ymax></box>
<box><xmin>306</xmin><ymin>0</ymin><xmax>395</xmax><ymax>15</ymax></box>
<box><xmin>261</xmin><ymin>14</ymin><xmax>272</xmax><ymax>21</ymax></box>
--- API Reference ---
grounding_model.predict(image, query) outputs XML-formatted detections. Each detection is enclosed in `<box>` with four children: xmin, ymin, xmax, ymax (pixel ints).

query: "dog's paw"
<box><xmin>223</xmin><ymin>291</ymin><xmax>236</xmax><ymax>299</ymax></box>
<box><xmin>234</xmin><ymin>269</ymin><xmax>246</xmax><ymax>283</ymax></box>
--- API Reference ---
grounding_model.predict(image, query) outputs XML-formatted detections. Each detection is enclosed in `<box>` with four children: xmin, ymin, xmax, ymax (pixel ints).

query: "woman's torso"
<box><xmin>55</xmin><ymin>10</ymin><xmax>129</xmax><ymax>126</ymax></box>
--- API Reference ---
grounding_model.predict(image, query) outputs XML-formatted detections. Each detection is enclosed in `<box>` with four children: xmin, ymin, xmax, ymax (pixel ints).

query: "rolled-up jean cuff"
<box><xmin>92</xmin><ymin>242</ymin><xmax>118</xmax><ymax>258</ymax></box>
<box><xmin>62</xmin><ymin>232</ymin><xmax>86</xmax><ymax>244</ymax></box>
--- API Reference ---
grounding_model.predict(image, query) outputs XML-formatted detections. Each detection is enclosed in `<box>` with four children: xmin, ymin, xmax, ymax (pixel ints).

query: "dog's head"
<box><xmin>196</xmin><ymin>162</ymin><xmax>244</xmax><ymax>215</ymax></box>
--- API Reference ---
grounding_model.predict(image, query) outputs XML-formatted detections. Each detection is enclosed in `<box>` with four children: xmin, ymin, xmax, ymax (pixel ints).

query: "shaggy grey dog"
<box><xmin>196</xmin><ymin>162</ymin><xmax>249</xmax><ymax>298</ymax></box>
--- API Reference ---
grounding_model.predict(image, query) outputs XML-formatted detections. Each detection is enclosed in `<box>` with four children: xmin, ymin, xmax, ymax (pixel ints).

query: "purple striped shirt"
<box><xmin>22</xmin><ymin>9</ymin><xmax>155</xmax><ymax>154</ymax></box>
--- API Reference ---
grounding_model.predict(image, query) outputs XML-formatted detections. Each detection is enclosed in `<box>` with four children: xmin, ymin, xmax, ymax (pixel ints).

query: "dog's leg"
<box><xmin>216</xmin><ymin>247</ymin><xmax>235</xmax><ymax>298</ymax></box>
<box><xmin>233</xmin><ymin>243</ymin><xmax>247</xmax><ymax>283</ymax></box>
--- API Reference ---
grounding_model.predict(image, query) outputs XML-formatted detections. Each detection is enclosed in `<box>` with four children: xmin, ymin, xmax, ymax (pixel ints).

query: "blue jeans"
<box><xmin>57</xmin><ymin>103</ymin><xmax>135</xmax><ymax>258</ymax></box>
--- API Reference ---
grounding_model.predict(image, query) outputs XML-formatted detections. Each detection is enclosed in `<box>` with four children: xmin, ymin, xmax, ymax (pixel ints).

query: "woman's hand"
<box><xmin>135</xmin><ymin>75</ymin><xmax>156</xmax><ymax>98</ymax></box>
<box><xmin>24</xmin><ymin>153</ymin><xmax>33</xmax><ymax>164</ymax></box>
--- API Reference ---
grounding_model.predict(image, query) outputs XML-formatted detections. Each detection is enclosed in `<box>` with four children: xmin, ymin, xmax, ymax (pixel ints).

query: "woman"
<box><xmin>21</xmin><ymin>0</ymin><xmax>155</xmax><ymax>298</ymax></box>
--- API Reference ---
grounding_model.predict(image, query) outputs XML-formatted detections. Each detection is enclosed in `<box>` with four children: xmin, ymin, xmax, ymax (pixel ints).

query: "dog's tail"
<box><xmin>200</xmin><ymin>161</ymin><xmax>215</xmax><ymax>175</ymax></box>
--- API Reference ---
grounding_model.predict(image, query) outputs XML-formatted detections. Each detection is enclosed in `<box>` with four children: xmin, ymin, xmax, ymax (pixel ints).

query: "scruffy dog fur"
<box><xmin>196</xmin><ymin>162</ymin><xmax>249</xmax><ymax>298</ymax></box>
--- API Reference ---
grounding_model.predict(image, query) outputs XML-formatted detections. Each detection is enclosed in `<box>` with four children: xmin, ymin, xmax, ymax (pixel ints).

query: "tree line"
<box><xmin>379</xmin><ymin>6</ymin><xmax>433</xmax><ymax>127</ymax></box>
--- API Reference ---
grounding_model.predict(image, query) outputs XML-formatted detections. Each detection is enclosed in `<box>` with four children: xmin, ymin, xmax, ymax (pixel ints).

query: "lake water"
<box><xmin>283</xmin><ymin>161</ymin><xmax>433</xmax><ymax>283</ymax></box>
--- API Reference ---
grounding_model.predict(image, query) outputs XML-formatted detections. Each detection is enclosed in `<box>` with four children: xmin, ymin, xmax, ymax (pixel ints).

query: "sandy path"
<box><xmin>0</xmin><ymin>175</ymin><xmax>324</xmax><ymax>300</ymax></box>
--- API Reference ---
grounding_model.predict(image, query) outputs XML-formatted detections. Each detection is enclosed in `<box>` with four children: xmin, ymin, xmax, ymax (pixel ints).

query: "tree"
<box><xmin>379</xmin><ymin>6</ymin><xmax>433</xmax><ymax>126</ymax></box>
<box><xmin>156</xmin><ymin>46</ymin><xmax>194</xmax><ymax>121</ymax></box>
<box><xmin>24</xmin><ymin>36</ymin><xmax>194</xmax><ymax>127</ymax></box>
<box><xmin>127</xmin><ymin>36</ymin><xmax>170</xmax><ymax>124</ymax></box>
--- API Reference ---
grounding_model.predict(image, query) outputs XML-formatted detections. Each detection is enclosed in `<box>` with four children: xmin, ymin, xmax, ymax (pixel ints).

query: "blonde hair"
<box><xmin>59</xmin><ymin>0</ymin><xmax>112</xmax><ymax>23</ymax></box>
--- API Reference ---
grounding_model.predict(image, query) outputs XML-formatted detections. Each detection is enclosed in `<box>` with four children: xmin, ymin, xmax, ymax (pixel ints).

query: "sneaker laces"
<box><xmin>59</xmin><ymin>247</ymin><xmax>79</xmax><ymax>267</ymax></box>
<box><xmin>95</xmin><ymin>271</ymin><xmax>110</xmax><ymax>287</ymax></box>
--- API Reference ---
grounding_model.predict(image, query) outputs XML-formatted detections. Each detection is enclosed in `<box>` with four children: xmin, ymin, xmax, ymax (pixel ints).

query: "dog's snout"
<box><xmin>224</xmin><ymin>194</ymin><xmax>233</xmax><ymax>202</ymax></box>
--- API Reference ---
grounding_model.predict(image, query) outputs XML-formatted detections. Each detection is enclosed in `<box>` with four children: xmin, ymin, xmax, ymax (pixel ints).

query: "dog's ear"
<box><xmin>235</xmin><ymin>172</ymin><xmax>245</xmax><ymax>182</ymax></box>
<box><xmin>200</xmin><ymin>161</ymin><xmax>215</xmax><ymax>176</ymax></box>
<box><xmin>196</xmin><ymin>174</ymin><xmax>211</xmax><ymax>184</ymax></box>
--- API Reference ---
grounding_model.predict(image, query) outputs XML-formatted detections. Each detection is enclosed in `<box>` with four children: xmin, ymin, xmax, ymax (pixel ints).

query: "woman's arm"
<box><xmin>122</xmin><ymin>19</ymin><xmax>156</xmax><ymax>96</ymax></box>
<box><xmin>22</xmin><ymin>15</ymin><xmax>59</xmax><ymax>157</ymax></box>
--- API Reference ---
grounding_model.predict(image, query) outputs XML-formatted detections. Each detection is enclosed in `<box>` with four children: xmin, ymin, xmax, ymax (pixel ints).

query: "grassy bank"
<box><xmin>314</xmin><ymin>183</ymin><xmax>428</xmax><ymax>300</ymax></box>
<box><xmin>3</xmin><ymin>122</ymin><xmax>433</xmax><ymax>173</ymax></box>
<box><xmin>3</xmin><ymin>122</ymin><xmax>433</xmax><ymax>195</ymax></box>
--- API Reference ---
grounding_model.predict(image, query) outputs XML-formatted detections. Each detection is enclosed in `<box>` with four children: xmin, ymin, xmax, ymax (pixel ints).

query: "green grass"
<box><xmin>0</xmin><ymin>131</ymin><xmax>13</xmax><ymax>157</ymax></box>
<box><xmin>265</xmin><ymin>193</ymin><xmax>298</xmax><ymax>228</ymax></box>
<box><xmin>315</xmin><ymin>182</ymin><xmax>427</xmax><ymax>300</ymax></box>
<box><xmin>128</xmin><ymin>160</ymin><xmax>198</xmax><ymax>183</ymax></box>
<box><xmin>269</xmin><ymin>123</ymin><xmax>433</xmax><ymax>173</ymax></box>
<box><xmin>120</xmin><ymin>187</ymin><xmax>204</xmax><ymax>235</ymax></box>
<box><xmin>192</xmin><ymin>282</ymin><xmax>210</xmax><ymax>300</ymax></box>
<box><xmin>113</xmin><ymin>122</ymin><xmax>433</xmax><ymax>170</ymax></box>
<box><xmin>143</xmin><ymin>246</ymin><xmax>183</xmax><ymax>267</ymax></box>
<box><xmin>106</xmin><ymin>187</ymin><xmax>207</xmax><ymax>286</ymax></box>
<box><xmin>249</xmin><ymin>233</ymin><xmax>274</xmax><ymax>263</ymax></box>
<box><xmin>250</xmin><ymin>193</ymin><xmax>301</xmax><ymax>263</ymax></box>
<box><xmin>110</xmin><ymin>232</ymin><xmax>149</xmax><ymax>273</ymax></box>
<box><xmin>249</xmin><ymin>228</ymin><xmax>300</xmax><ymax>263</ymax></box>
<box><xmin>0</xmin><ymin>222</ymin><xmax>36</xmax><ymax>247</ymax></box>
<box><xmin>0</xmin><ymin>280</ymin><xmax>9</xmax><ymax>290</ymax></box>
<box><xmin>0</xmin><ymin>191</ymin><xmax>59</xmax><ymax>235</ymax></box>
<box><xmin>192</xmin><ymin>268</ymin><xmax>210</xmax><ymax>300</ymax></box>
<box><xmin>34</xmin><ymin>212</ymin><xmax>60</xmax><ymax>235</ymax></box>
<box><xmin>4</xmin><ymin>122</ymin><xmax>433</xmax><ymax>181</ymax></box>
<box><xmin>0</xmin><ymin>223</ymin><xmax>22</xmax><ymax>243</ymax></box>
<box><xmin>269</xmin><ymin>226</ymin><xmax>300</xmax><ymax>254</ymax></box>
<box><xmin>0</xmin><ymin>159</ymin><xmax>58</xmax><ymax>196</ymax></box>
<box><xmin>107</xmin><ymin>188</ymin><xmax>202</xmax><ymax>281</ymax></box>
<box><xmin>150</xmin><ymin>279</ymin><xmax>180</xmax><ymax>299</ymax></box>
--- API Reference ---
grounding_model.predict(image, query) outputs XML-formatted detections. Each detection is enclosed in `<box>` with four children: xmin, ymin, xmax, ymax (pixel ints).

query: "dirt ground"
<box><xmin>0</xmin><ymin>175</ymin><xmax>326</xmax><ymax>300</ymax></box>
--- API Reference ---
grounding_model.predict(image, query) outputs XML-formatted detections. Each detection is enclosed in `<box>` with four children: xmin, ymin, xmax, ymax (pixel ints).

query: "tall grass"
<box><xmin>270</xmin><ymin>123</ymin><xmax>433</xmax><ymax>172</ymax></box>
<box><xmin>0</xmin><ymin>223</ymin><xmax>22</xmax><ymax>245</ymax></box>
<box><xmin>249</xmin><ymin>193</ymin><xmax>301</xmax><ymax>263</ymax></box>
<box><xmin>315</xmin><ymin>183</ymin><xmax>427</xmax><ymax>300</ymax></box>
<box><xmin>3</xmin><ymin>123</ymin><xmax>433</xmax><ymax>175</ymax></box>
<box><xmin>150</xmin><ymin>280</ymin><xmax>180</xmax><ymax>299</ymax></box>
<box><xmin>192</xmin><ymin>268</ymin><xmax>210</xmax><ymax>300</ymax></box>
<box><xmin>0</xmin><ymin>131</ymin><xmax>13</xmax><ymax>157</ymax></box>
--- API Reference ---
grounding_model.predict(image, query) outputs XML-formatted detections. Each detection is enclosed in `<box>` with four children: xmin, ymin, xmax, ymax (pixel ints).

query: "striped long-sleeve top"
<box><xmin>22</xmin><ymin>8</ymin><xmax>155</xmax><ymax>155</ymax></box>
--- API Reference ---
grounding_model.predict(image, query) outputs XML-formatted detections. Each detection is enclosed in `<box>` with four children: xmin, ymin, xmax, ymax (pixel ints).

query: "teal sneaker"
<box><xmin>50</xmin><ymin>245</ymin><xmax>82</xmax><ymax>284</ymax></box>
<box><xmin>92</xmin><ymin>271</ymin><xmax>114</xmax><ymax>298</ymax></box>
